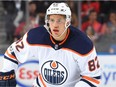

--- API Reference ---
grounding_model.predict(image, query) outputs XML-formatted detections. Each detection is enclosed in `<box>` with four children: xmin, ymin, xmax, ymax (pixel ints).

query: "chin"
<box><xmin>53</xmin><ymin>35</ymin><xmax>59</xmax><ymax>38</ymax></box>
<box><xmin>52</xmin><ymin>33</ymin><xmax>59</xmax><ymax>36</ymax></box>
<box><xmin>52</xmin><ymin>35</ymin><xmax>60</xmax><ymax>38</ymax></box>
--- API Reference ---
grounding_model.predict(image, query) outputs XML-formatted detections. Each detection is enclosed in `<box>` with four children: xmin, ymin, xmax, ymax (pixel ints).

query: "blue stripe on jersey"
<box><xmin>80</xmin><ymin>79</ymin><xmax>96</xmax><ymax>87</ymax></box>
<box><xmin>80</xmin><ymin>75</ymin><xmax>101</xmax><ymax>80</ymax></box>
<box><xmin>36</xmin><ymin>77</ymin><xmax>41</xmax><ymax>87</ymax></box>
<box><xmin>4</xmin><ymin>55</ymin><xmax>18</xmax><ymax>64</ymax></box>
<box><xmin>93</xmin><ymin>76</ymin><xmax>101</xmax><ymax>79</ymax></box>
<box><xmin>11</xmin><ymin>51</ymin><xmax>16</xmax><ymax>58</ymax></box>
<box><xmin>27</xmin><ymin>25</ymin><xmax>93</xmax><ymax>55</ymax></box>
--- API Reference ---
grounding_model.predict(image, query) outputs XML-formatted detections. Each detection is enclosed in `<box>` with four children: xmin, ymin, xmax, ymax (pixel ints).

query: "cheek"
<box><xmin>49</xmin><ymin>25</ymin><xmax>54</xmax><ymax>31</ymax></box>
<box><xmin>49</xmin><ymin>23</ymin><xmax>54</xmax><ymax>27</ymax></box>
<box><xmin>60</xmin><ymin>26</ymin><xmax>66</xmax><ymax>33</ymax></box>
<box><xmin>61</xmin><ymin>25</ymin><xmax>65</xmax><ymax>30</ymax></box>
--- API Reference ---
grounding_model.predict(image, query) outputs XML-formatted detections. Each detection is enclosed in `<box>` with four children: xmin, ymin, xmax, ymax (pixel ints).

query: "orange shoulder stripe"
<box><xmin>82</xmin><ymin>76</ymin><xmax>100</xmax><ymax>84</ymax></box>
<box><xmin>5</xmin><ymin>50</ymin><xmax>16</xmax><ymax>60</ymax></box>
<box><xmin>38</xmin><ymin>74</ymin><xmax>46</xmax><ymax>87</ymax></box>
<box><xmin>50</xmin><ymin>29</ymin><xmax>70</xmax><ymax>45</ymax></box>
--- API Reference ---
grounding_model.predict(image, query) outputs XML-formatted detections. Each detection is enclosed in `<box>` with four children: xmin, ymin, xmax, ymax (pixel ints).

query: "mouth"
<box><xmin>53</xmin><ymin>29</ymin><xmax>59</xmax><ymax>33</ymax></box>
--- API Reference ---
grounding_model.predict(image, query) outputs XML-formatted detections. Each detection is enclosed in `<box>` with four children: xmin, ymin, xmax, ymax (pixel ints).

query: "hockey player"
<box><xmin>0</xmin><ymin>2</ymin><xmax>101</xmax><ymax>87</ymax></box>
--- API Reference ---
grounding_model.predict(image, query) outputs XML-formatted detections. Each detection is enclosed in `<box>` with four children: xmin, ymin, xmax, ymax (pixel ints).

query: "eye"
<box><xmin>48</xmin><ymin>18</ymin><xmax>65</xmax><ymax>24</ymax></box>
<box><xmin>51</xmin><ymin>19</ymin><xmax>54</xmax><ymax>22</ymax></box>
<box><xmin>57</xmin><ymin>19</ymin><xmax>62</xmax><ymax>23</ymax></box>
<box><xmin>58</xmin><ymin>19</ymin><xmax>66</xmax><ymax>23</ymax></box>
<box><xmin>49</xmin><ymin>19</ymin><xmax>55</xmax><ymax>23</ymax></box>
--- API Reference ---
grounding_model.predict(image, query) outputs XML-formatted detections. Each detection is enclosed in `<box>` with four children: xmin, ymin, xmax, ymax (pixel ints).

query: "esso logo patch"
<box><xmin>41</xmin><ymin>60</ymin><xmax>68</xmax><ymax>85</ymax></box>
<box><xmin>16</xmin><ymin>60</ymin><xmax>39</xmax><ymax>87</ymax></box>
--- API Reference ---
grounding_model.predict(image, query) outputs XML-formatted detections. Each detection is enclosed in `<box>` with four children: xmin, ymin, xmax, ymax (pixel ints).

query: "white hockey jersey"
<box><xmin>3</xmin><ymin>26</ymin><xmax>101</xmax><ymax>87</ymax></box>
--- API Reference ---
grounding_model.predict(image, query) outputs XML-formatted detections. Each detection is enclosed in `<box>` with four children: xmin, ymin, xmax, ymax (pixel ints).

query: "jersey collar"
<box><xmin>50</xmin><ymin>29</ymin><xmax>70</xmax><ymax>45</ymax></box>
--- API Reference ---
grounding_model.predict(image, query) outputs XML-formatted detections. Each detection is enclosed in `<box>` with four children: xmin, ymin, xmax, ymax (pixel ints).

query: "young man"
<box><xmin>0</xmin><ymin>2</ymin><xmax>101</xmax><ymax>87</ymax></box>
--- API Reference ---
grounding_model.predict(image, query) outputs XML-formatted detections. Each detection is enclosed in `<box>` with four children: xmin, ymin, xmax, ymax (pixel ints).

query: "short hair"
<box><xmin>89</xmin><ymin>9</ymin><xmax>97</xmax><ymax>16</ymax></box>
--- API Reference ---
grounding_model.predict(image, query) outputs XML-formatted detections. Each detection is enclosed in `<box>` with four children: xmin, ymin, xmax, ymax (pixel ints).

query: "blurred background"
<box><xmin>0</xmin><ymin>0</ymin><xmax>116</xmax><ymax>54</ymax></box>
<box><xmin>0</xmin><ymin>1</ymin><xmax>116</xmax><ymax>87</ymax></box>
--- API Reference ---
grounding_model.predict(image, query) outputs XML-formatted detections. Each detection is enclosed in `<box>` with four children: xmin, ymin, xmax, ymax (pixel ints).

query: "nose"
<box><xmin>52</xmin><ymin>21</ymin><xmax>59</xmax><ymax>27</ymax></box>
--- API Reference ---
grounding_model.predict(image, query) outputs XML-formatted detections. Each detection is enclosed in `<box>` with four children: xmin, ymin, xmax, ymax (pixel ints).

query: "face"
<box><xmin>109</xmin><ymin>13</ymin><xmax>116</xmax><ymax>22</ymax></box>
<box><xmin>89</xmin><ymin>12</ymin><xmax>97</xmax><ymax>21</ymax></box>
<box><xmin>29</xmin><ymin>3</ymin><xmax>36</xmax><ymax>13</ymax></box>
<box><xmin>48</xmin><ymin>15</ymin><xmax>68</xmax><ymax>41</ymax></box>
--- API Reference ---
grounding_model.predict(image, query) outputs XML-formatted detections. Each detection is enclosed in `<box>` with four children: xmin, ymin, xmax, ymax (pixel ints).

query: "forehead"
<box><xmin>49</xmin><ymin>14</ymin><xmax>66</xmax><ymax>19</ymax></box>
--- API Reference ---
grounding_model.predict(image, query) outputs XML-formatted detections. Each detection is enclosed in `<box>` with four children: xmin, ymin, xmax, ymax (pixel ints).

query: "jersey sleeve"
<box><xmin>75</xmin><ymin>47</ymin><xmax>101</xmax><ymax>87</ymax></box>
<box><xmin>2</xmin><ymin>32</ymin><xmax>31</xmax><ymax>72</ymax></box>
<box><xmin>11</xmin><ymin>32</ymin><xmax>31</xmax><ymax>63</ymax></box>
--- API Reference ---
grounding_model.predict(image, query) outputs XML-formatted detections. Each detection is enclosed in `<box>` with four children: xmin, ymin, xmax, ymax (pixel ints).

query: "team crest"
<box><xmin>41</xmin><ymin>60</ymin><xmax>68</xmax><ymax>85</ymax></box>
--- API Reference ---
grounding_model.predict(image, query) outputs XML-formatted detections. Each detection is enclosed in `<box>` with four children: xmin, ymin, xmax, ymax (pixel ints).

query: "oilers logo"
<box><xmin>41</xmin><ymin>60</ymin><xmax>68</xmax><ymax>85</ymax></box>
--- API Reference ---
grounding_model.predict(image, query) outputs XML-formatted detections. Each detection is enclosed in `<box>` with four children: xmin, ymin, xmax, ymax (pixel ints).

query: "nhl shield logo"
<box><xmin>41</xmin><ymin>60</ymin><xmax>68</xmax><ymax>85</ymax></box>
